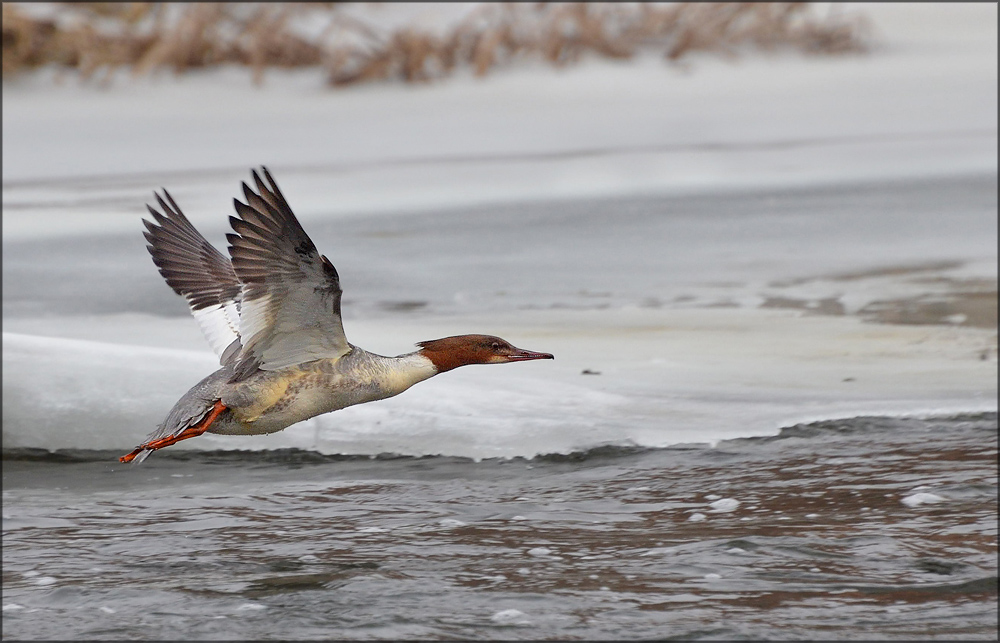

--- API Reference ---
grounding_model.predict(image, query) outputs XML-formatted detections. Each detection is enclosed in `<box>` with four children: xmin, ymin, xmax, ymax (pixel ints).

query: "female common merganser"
<box><xmin>120</xmin><ymin>167</ymin><xmax>553</xmax><ymax>463</ymax></box>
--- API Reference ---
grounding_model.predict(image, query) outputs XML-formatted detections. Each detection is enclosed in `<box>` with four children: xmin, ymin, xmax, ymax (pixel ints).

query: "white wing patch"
<box><xmin>143</xmin><ymin>189</ymin><xmax>244</xmax><ymax>365</ymax></box>
<box><xmin>192</xmin><ymin>302</ymin><xmax>241</xmax><ymax>361</ymax></box>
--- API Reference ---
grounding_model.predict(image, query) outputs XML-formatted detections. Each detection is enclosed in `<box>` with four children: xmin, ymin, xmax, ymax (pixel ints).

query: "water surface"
<box><xmin>4</xmin><ymin>413</ymin><xmax>996</xmax><ymax>640</ymax></box>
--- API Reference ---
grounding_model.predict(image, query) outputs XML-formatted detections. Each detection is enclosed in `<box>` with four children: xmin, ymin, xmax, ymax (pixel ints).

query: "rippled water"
<box><xmin>3</xmin><ymin>413</ymin><xmax>997</xmax><ymax>640</ymax></box>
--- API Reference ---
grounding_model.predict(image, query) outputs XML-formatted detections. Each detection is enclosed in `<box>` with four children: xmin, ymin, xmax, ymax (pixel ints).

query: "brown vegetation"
<box><xmin>2</xmin><ymin>3</ymin><xmax>870</xmax><ymax>87</ymax></box>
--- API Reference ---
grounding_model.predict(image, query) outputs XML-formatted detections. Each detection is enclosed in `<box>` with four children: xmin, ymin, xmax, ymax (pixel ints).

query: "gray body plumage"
<box><xmin>139</xmin><ymin>346</ymin><xmax>436</xmax><ymax>447</ymax></box>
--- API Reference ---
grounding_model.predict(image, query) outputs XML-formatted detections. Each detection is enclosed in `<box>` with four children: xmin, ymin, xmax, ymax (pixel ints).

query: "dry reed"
<box><xmin>2</xmin><ymin>3</ymin><xmax>870</xmax><ymax>87</ymax></box>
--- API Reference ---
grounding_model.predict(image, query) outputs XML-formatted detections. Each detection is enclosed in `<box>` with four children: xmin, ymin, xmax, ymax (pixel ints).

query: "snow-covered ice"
<box><xmin>2</xmin><ymin>3</ymin><xmax>996</xmax><ymax>458</ymax></box>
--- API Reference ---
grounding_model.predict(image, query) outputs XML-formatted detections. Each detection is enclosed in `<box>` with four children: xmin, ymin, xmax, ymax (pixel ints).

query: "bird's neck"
<box><xmin>373</xmin><ymin>351</ymin><xmax>439</xmax><ymax>396</ymax></box>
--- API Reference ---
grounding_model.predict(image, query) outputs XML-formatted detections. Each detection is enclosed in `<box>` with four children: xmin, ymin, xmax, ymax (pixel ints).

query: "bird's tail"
<box><xmin>120</xmin><ymin>368</ymin><xmax>231</xmax><ymax>463</ymax></box>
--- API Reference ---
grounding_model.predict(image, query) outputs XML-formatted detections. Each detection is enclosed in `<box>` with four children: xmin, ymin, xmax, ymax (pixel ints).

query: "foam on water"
<box><xmin>901</xmin><ymin>492</ymin><xmax>948</xmax><ymax>507</ymax></box>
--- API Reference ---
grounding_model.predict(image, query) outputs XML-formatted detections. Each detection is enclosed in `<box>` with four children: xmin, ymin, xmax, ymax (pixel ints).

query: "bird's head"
<box><xmin>417</xmin><ymin>335</ymin><xmax>554</xmax><ymax>372</ymax></box>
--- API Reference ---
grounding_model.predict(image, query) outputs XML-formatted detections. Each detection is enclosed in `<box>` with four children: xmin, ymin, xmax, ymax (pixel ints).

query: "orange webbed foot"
<box><xmin>119</xmin><ymin>400</ymin><xmax>226</xmax><ymax>463</ymax></box>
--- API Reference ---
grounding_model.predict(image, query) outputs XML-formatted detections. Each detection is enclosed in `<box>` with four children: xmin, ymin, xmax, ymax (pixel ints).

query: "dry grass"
<box><xmin>2</xmin><ymin>3</ymin><xmax>870</xmax><ymax>87</ymax></box>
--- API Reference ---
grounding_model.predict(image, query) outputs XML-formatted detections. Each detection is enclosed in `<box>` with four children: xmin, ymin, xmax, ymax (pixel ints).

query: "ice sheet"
<box><xmin>2</xmin><ymin>3</ymin><xmax>996</xmax><ymax>457</ymax></box>
<box><xmin>3</xmin><ymin>305</ymin><xmax>995</xmax><ymax>457</ymax></box>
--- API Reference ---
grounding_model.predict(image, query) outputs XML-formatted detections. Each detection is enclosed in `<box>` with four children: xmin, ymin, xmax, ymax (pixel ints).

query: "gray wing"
<box><xmin>143</xmin><ymin>190</ymin><xmax>243</xmax><ymax>365</ymax></box>
<box><xmin>227</xmin><ymin>167</ymin><xmax>349</xmax><ymax>380</ymax></box>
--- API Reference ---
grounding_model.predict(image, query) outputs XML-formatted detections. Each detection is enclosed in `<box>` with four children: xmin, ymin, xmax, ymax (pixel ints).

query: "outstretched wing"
<box><xmin>143</xmin><ymin>191</ymin><xmax>243</xmax><ymax>365</ymax></box>
<box><xmin>227</xmin><ymin>167</ymin><xmax>349</xmax><ymax>379</ymax></box>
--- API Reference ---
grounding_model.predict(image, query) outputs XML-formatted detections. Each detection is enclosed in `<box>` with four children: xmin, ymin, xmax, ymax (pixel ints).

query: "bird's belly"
<box><xmin>214</xmin><ymin>371</ymin><xmax>388</xmax><ymax>436</ymax></box>
<box><xmin>253</xmin><ymin>387</ymin><xmax>353</xmax><ymax>433</ymax></box>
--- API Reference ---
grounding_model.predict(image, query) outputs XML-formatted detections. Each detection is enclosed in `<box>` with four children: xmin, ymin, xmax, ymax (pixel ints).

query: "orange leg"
<box><xmin>119</xmin><ymin>400</ymin><xmax>227</xmax><ymax>463</ymax></box>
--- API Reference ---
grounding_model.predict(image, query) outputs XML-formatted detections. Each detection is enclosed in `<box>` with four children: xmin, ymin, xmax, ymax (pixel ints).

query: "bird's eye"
<box><xmin>491</xmin><ymin>341</ymin><xmax>501</xmax><ymax>351</ymax></box>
